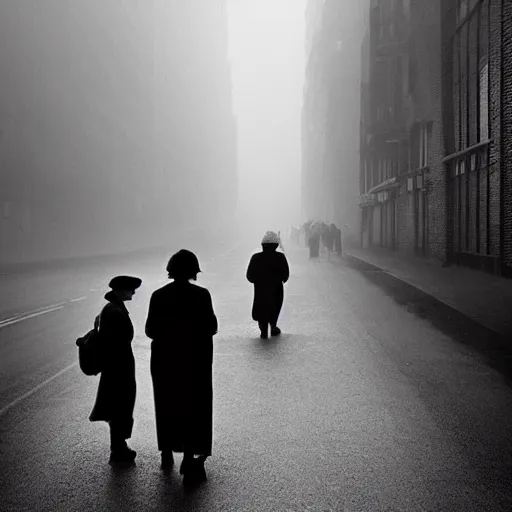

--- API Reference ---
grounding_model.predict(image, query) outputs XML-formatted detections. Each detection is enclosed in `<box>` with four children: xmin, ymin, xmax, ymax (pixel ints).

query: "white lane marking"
<box><xmin>0</xmin><ymin>297</ymin><xmax>87</xmax><ymax>329</ymax></box>
<box><xmin>0</xmin><ymin>305</ymin><xmax>65</xmax><ymax>329</ymax></box>
<box><xmin>0</xmin><ymin>362</ymin><xmax>78</xmax><ymax>418</ymax></box>
<box><xmin>0</xmin><ymin>301</ymin><xmax>68</xmax><ymax>324</ymax></box>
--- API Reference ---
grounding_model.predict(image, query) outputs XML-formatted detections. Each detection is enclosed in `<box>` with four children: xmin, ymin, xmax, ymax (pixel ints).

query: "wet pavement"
<box><xmin>0</xmin><ymin>238</ymin><xmax>511</xmax><ymax>511</ymax></box>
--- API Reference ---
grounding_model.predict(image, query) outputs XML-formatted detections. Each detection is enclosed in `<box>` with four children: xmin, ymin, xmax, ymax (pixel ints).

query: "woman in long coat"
<box><xmin>246</xmin><ymin>231</ymin><xmax>290</xmax><ymax>339</ymax></box>
<box><xmin>145</xmin><ymin>249</ymin><xmax>218</xmax><ymax>481</ymax></box>
<box><xmin>89</xmin><ymin>275</ymin><xmax>141</xmax><ymax>464</ymax></box>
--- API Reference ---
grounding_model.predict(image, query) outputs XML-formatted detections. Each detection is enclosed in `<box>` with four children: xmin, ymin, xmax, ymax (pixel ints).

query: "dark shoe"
<box><xmin>270</xmin><ymin>326</ymin><xmax>281</xmax><ymax>336</ymax></box>
<box><xmin>181</xmin><ymin>458</ymin><xmax>207</xmax><ymax>483</ymax></box>
<box><xmin>109</xmin><ymin>447</ymin><xmax>136</xmax><ymax>465</ymax></box>
<box><xmin>161</xmin><ymin>451</ymin><xmax>174</xmax><ymax>469</ymax></box>
<box><xmin>258</xmin><ymin>322</ymin><xmax>269</xmax><ymax>339</ymax></box>
<box><xmin>180</xmin><ymin>457</ymin><xmax>193</xmax><ymax>475</ymax></box>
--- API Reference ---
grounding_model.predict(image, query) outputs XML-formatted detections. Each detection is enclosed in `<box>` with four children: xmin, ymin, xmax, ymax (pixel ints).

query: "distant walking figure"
<box><xmin>246</xmin><ymin>231</ymin><xmax>290</xmax><ymax>339</ymax></box>
<box><xmin>89</xmin><ymin>275</ymin><xmax>142</xmax><ymax>465</ymax></box>
<box><xmin>308</xmin><ymin>224</ymin><xmax>321</xmax><ymax>259</ymax></box>
<box><xmin>145</xmin><ymin>249</ymin><xmax>218</xmax><ymax>482</ymax></box>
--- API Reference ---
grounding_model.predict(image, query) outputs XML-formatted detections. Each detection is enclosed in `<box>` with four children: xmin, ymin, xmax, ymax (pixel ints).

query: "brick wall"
<box><xmin>406</xmin><ymin>0</ymin><xmax>446</xmax><ymax>261</ymax></box>
<box><xmin>502</xmin><ymin>0</ymin><xmax>512</xmax><ymax>270</ymax></box>
<box><xmin>397</xmin><ymin>184</ymin><xmax>415</xmax><ymax>253</ymax></box>
<box><xmin>428</xmin><ymin>118</ymin><xmax>448</xmax><ymax>261</ymax></box>
<box><xmin>488</xmin><ymin>0</ymin><xmax>503</xmax><ymax>258</ymax></box>
<box><xmin>426</xmin><ymin>0</ymin><xmax>447</xmax><ymax>261</ymax></box>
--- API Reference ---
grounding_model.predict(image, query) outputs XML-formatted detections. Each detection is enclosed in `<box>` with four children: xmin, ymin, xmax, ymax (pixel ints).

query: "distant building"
<box><xmin>0</xmin><ymin>1</ymin><xmax>237</xmax><ymax>264</ymax></box>
<box><xmin>359</xmin><ymin>0</ymin><xmax>414</xmax><ymax>252</ymax></box>
<box><xmin>302</xmin><ymin>0</ymin><xmax>367</xmax><ymax>232</ymax></box>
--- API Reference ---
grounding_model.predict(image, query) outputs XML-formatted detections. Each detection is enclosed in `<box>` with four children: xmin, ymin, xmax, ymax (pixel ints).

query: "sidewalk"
<box><xmin>345</xmin><ymin>245</ymin><xmax>512</xmax><ymax>339</ymax></box>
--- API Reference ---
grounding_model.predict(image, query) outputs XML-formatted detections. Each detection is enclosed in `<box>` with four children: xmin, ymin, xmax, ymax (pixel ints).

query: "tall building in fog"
<box><xmin>0</xmin><ymin>1</ymin><xmax>237</xmax><ymax>264</ymax></box>
<box><xmin>302</xmin><ymin>0</ymin><xmax>366</xmax><ymax>231</ymax></box>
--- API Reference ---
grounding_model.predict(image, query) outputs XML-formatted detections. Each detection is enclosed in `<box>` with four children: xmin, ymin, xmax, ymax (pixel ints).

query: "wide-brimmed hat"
<box><xmin>166</xmin><ymin>249</ymin><xmax>201</xmax><ymax>278</ymax></box>
<box><xmin>261</xmin><ymin>231</ymin><xmax>280</xmax><ymax>244</ymax></box>
<box><xmin>108</xmin><ymin>275</ymin><xmax>142</xmax><ymax>291</ymax></box>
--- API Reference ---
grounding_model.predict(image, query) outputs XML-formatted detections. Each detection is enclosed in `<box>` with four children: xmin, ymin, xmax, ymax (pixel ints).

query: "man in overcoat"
<box><xmin>89</xmin><ymin>275</ymin><xmax>141</xmax><ymax>464</ymax></box>
<box><xmin>246</xmin><ymin>231</ymin><xmax>290</xmax><ymax>339</ymax></box>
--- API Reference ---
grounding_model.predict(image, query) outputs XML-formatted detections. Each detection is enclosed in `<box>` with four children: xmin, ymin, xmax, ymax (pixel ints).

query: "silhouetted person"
<box><xmin>246</xmin><ymin>231</ymin><xmax>290</xmax><ymax>339</ymax></box>
<box><xmin>303</xmin><ymin>220</ymin><xmax>313</xmax><ymax>248</ymax></box>
<box><xmin>89</xmin><ymin>275</ymin><xmax>142</xmax><ymax>465</ymax></box>
<box><xmin>308</xmin><ymin>223</ymin><xmax>321</xmax><ymax>259</ymax></box>
<box><xmin>334</xmin><ymin>225</ymin><xmax>343</xmax><ymax>256</ymax></box>
<box><xmin>145</xmin><ymin>249</ymin><xmax>218</xmax><ymax>482</ymax></box>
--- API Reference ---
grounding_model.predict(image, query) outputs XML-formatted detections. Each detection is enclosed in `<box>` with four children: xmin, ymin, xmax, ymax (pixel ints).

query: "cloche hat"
<box><xmin>108</xmin><ymin>275</ymin><xmax>142</xmax><ymax>291</ymax></box>
<box><xmin>166</xmin><ymin>249</ymin><xmax>201</xmax><ymax>278</ymax></box>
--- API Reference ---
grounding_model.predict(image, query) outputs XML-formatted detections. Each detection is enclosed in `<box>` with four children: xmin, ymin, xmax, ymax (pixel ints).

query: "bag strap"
<box><xmin>94</xmin><ymin>310</ymin><xmax>103</xmax><ymax>332</ymax></box>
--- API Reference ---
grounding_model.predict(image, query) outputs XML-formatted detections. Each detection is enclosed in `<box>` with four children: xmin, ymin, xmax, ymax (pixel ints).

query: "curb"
<box><xmin>344</xmin><ymin>250</ymin><xmax>509</xmax><ymax>341</ymax></box>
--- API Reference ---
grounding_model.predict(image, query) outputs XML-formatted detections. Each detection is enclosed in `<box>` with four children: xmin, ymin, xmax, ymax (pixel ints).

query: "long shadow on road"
<box><xmin>344</xmin><ymin>255</ymin><xmax>512</xmax><ymax>388</ymax></box>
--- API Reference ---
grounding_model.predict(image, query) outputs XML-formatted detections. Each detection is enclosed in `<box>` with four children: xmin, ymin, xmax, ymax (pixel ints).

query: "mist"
<box><xmin>0</xmin><ymin>2</ymin><xmax>237</xmax><ymax>265</ymax></box>
<box><xmin>228</xmin><ymin>0</ymin><xmax>306</xmax><ymax>239</ymax></box>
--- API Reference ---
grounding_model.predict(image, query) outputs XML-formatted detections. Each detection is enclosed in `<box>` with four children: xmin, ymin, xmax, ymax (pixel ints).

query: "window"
<box><xmin>479</xmin><ymin>64</ymin><xmax>489</xmax><ymax>139</ymax></box>
<box><xmin>458</xmin><ymin>0</ymin><xmax>468</xmax><ymax>23</ymax></box>
<box><xmin>451</xmin><ymin>0</ymin><xmax>489</xmax><ymax>153</ymax></box>
<box><xmin>410</xmin><ymin>123</ymin><xmax>430</xmax><ymax>170</ymax></box>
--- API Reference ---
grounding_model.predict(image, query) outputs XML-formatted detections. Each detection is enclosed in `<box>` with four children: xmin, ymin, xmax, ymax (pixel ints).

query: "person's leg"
<box><xmin>109</xmin><ymin>420</ymin><xmax>127</xmax><ymax>452</ymax></box>
<box><xmin>258</xmin><ymin>321</ymin><xmax>268</xmax><ymax>339</ymax></box>
<box><xmin>109</xmin><ymin>417</ymin><xmax>136</xmax><ymax>463</ymax></box>
<box><xmin>161</xmin><ymin>450</ymin><xmax>174</xmax><ymax>468</ymax></box>
<box><xmin>180</xmin><ymin>451</ymin><xmax>207</xmax><ymax>481</ymax></box>
<box><xmin>180</xmin><ymin>450</ymin><xmax>195</xmax><ymax>474</ymax></box>
<box><xmin>270</xmin><ymin>306</ymin><xmax>281</xmax><ymax>336</ymax></box>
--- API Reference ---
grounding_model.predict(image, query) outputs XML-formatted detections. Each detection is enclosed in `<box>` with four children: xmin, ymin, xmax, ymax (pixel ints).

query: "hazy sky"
<box><xmin>227</xmin><ymin>0</ymin><xmax>306</xmax><ymax>235</ymax></box>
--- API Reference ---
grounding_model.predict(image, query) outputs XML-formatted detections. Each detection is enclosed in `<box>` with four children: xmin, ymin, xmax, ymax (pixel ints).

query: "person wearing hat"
<box><xmin>145</xmin><ymin>249</ymin><xmax>218</xmax><ymax>482</ymax></box>
<box><xmin>246</xmin><ymin>231</ymin><xmax>290</xmax><ymax>339</ymax></box>
<box><xmin>89</xmin><ymin>275</ymin><xmax>142</xmax><ymax>465</ymax></box>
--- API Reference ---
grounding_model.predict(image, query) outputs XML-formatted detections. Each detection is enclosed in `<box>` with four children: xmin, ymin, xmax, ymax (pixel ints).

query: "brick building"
<box><xmin>359</xmin><ymin>0</ymin><xmax>411</xmax><ymax>251</ymax></box>
<box><xmin>441</xmin><ymin>0</ymin><xmax>511</xmax><ymax>275</ymax></box>
<box><xmin>359</xmin><ymin>0</ymin><xmax>512</xmax><ymax>276</ymax></box>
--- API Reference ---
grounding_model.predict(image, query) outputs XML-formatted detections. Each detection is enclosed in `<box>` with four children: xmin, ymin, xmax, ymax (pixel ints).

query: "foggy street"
<box><xmin>1</xmin><ymin>234</ymin><xmax>511</xmax><ymax>512</ymax></box>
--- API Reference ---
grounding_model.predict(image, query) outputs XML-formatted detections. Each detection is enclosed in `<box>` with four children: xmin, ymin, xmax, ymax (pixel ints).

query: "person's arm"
<box><xmin>145</xmin><ymin>293</ymin><xmax>160</xmax><ymax>340</ymax></box>
<box><xmin>281</xmin><ymin>254</ymin><xmax>290</xmax><ymax>284</ymax></box>
<box><xmin>246</xmin><ymin>255</ymin><xmax>256</xmax><ymax>283</ymax></box>
<box><xmin>204</xmin><ymin>289</ymin><xmax>218</xmax><ymax>336</ymax></box>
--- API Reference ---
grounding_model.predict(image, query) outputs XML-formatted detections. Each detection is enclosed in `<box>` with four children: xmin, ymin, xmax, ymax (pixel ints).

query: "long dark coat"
<box><xmin>145</xmin><ymin>282</ymin><xmax>218</xmax><ymax>456</ymax></box>
<box><xmin>89</xmin><ymin>292</ymin><xmax>136</xmax><ymax>438</ymax></box>
<box><xmin>246</xmin><ymin>248</ymin><xmax>290</xmax><ymax>324</ymax></box>
<box><xmin>308</xmin><ymin>231</ymin><xmax>320</xmax><ymax>258</ymax></box>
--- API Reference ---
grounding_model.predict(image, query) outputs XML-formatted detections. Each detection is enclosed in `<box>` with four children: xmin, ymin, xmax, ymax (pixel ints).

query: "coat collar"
<box><xmin>104</xmin><ymin>291</ymin><xmax>129</xmax><ymax>314</ymax></box>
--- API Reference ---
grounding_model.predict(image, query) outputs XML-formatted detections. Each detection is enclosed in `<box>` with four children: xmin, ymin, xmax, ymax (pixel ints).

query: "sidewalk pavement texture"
<box><xmin>345</xmin><ymin>245</ymin><xmax>512</xmax><ymax>340</ymax></box>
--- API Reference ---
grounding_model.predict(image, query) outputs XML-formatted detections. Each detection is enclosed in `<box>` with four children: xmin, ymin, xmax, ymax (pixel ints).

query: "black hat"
<box><xmin>166</xmin><ymin>249</ymin><xmax>201</xmax><ymax>279</ymax></box>
<box><xmin>108</xmin><ymin>275</ymin><xmax>142</xmax><ymax>291</ymax></box>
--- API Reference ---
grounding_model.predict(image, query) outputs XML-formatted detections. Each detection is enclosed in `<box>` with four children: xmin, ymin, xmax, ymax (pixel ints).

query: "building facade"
<box><xmin>0</xmin><ymin>1</ymin><xmax>237</xmax><ymax>264</ymax></box>
<box><xmin>358</xmin><ymin>0</ymin><xmax>512</xmax><ymax>276</ymax></box>
<box><xmin>302</xmin><ymin>0</ymin><xmax>367</xmax><ymax>232</ymax></box>
<box><xmin>441</xmin><ymin>0</ymin><xmax>508</xmax><ymax>274</ymax></box>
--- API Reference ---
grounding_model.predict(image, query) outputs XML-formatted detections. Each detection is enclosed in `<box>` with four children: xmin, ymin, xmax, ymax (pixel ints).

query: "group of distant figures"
<box><xmin>289</xmin><ymin>220</ymin><xmax>343</xmax><ymax>260</ymax></box>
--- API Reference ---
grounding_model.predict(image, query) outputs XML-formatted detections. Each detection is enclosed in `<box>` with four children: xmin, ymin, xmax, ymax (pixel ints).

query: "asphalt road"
<box><xmin>0</xmin><ymin>238</ymin><xmax>511</xmax><ymax>511</ymax></box>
